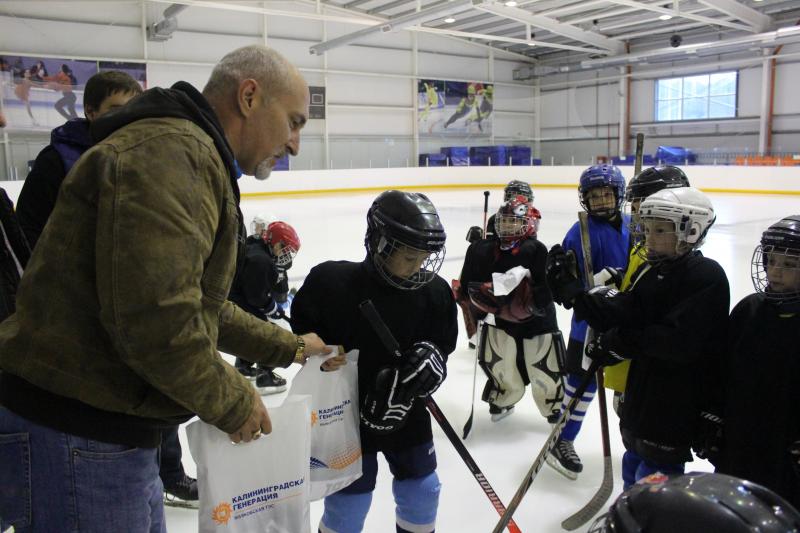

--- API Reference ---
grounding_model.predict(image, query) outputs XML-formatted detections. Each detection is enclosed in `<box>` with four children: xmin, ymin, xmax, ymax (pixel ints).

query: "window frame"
<box><xmin>654</xmin><ymin>71</ymin><xmax>739</xmax><ymax>122</ymax></box>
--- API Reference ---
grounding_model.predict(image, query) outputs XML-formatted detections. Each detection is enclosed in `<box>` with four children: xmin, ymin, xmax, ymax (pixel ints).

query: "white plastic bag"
<box><xmin>187</xmin><ymin>395</ymin><xmax>312</xmax><ymax>533</ymax></box>
<box><xmin>288</xmin><ymin>349</ymin><xmax>362</xmax><ymax>501</ymax></box>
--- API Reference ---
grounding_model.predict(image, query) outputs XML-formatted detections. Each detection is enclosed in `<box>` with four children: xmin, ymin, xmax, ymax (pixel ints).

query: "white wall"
<box><xmin>540</xmin><ymin>51</ymin><xmax>800</xmax><ymax>164</ymax></box>
<box><xmin>0</xmin><ymin>1</ymin><xmax>536</xmax><ymax>179</ymax></box>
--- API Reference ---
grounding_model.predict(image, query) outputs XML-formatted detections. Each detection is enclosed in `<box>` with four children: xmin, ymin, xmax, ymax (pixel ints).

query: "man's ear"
<box><xmin>238</xmin><ymin>79</ymin><xmax>260</xmax><ymax>117</ymax></box>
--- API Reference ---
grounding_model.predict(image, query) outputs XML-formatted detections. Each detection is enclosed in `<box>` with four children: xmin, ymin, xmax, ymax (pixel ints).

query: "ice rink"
<box><xmin>165</xmin><ymin>185</ymin><xmax>798</xmax><ymax>533</ymax></box>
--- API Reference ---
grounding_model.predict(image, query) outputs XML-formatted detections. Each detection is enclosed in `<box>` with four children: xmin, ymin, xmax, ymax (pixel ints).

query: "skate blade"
<box><xmin>257</xmin><ymin>385</ymin><xmax>288</xmax><ymax>396</ymax></box>
<box><xmin>164</xmin><ymin>497</ymin><xmax>199</xmax><ymax>510</ymax></box>
<box><xmin>545</xmin><ymin>454</ymin><xmax>579</xmax><ymax>481</ymax></box>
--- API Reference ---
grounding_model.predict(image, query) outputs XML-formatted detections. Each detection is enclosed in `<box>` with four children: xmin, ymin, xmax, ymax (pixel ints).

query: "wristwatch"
<box><xmin>294</xmin><ymin>335</ymin><xmax>307</xmax><ymax>364</ymax></box>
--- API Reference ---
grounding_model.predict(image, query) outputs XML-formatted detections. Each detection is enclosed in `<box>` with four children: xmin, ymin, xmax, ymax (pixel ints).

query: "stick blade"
<box><xmin>560</xmin><ymin>458</ymin><xmax>614</xmax><ymax>530</ymax></box>
<box><xmin>462</xmin><ymin>409</ymin><xmax>474</xmax><ymax>439</ymax></box>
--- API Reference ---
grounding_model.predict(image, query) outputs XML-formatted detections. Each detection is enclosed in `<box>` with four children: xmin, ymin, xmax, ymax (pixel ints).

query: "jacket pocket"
<box><xmin>0</xmin><ymin>432</ymin><xmax>32</xmax><ymax>530</ymax></box>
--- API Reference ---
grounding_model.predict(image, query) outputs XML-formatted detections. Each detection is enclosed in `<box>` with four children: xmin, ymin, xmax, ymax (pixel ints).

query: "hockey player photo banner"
<box><xmin>288</xmin><ymin>349</ymin><xmax>362</xmax><ymax>501</ymax></box>
<box><xmin>0</xmin><ymin>55</ymin><xmax>98</xmax><ymax>130</ymax></box>
<box><xmin>187</xmin><ymin>395</ymin><xmax>312</xmax><ymax>533</ymax></box>
<box><xmin>418</xmin><ymin>79</ymin><xmax>493</xmax><ymax>136</ymax></box>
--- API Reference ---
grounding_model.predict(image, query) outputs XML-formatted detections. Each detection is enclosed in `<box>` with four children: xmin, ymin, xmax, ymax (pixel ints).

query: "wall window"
<box><xmin>655</xmin><ymin>71</ymin><xmax>737</xmax><ymax>121</ymax></box>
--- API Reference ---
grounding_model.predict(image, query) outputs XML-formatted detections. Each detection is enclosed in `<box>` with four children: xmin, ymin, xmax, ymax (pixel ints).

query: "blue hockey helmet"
<box><xmin>578</xmin><ymin>164</ymin><xmax>626</xmax><ymax>218</ymax></box>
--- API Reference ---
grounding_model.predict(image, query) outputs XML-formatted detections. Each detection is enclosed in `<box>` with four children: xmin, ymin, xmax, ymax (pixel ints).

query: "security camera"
<box><xmin>670</xmin><ymin>34</ymin><xmax>683</xmax><ymax>48</ymax></box>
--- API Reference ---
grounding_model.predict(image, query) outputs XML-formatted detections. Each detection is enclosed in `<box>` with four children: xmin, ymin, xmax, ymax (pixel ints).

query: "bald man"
<box><xmin>0</xmin><ymin>45</ymin><xmax>342</xmax><ymax>531</ymax></box>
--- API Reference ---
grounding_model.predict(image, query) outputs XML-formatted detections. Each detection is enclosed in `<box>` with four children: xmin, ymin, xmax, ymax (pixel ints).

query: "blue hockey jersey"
<box><xmin>563</xmin><ymin>214</ymin><xmax>630</xmax><ymax>342</ymax></box>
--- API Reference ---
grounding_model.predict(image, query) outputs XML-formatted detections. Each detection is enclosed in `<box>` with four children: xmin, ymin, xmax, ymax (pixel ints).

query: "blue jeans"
<box><xmin>0</xmin><ymin>406</ymin><xmax>166</xmax><ymax>533</ymax></box>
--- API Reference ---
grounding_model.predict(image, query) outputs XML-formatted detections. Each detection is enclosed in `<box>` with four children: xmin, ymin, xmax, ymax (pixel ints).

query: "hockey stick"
<box><xmin>559</xmin><ymin>212</ymin><xmax>614</xmax><ymax>530</ymax></box>
<box><xmin>462</xmin><ymin>320</ymin><xmax>486</xmax><ymax>439</ymax></box>
<box><xmin>358</xmin><ymin>300</ymin><xmax>523</xmax><ymax>533</ymax></box>
<box><xmin>634</xmin><ymin>132</ymin><xmax>645</xmax><ymax>176</ymax></box>
<box><xmin>462</xmin><ymin>190</ymin><xmax>491</xmax><ymax>439</ymax></box>
<box><xmin>491</xmin><ymin>358</ymin><xmax>602</xmax><ymax>533</ymax></box>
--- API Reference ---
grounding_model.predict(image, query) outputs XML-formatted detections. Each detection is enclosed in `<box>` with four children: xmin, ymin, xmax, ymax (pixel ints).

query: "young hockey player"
<box><xmin>459</xmin><ymin>195</ymin><xmax>564</xmax><ymax>424</ymax></box>
<box><xmin>547</xmin><ymin>164</ymin><xmax>630</xmax><ymax>480</ymax></box>
<box><xmin>229</xmin><ymin>216</ymin><xmax>300</xmax><ymax>394</ymax></box>
<box><xmin>605</xmin><ymin>166</ymin><xmax>691</xmax><ymax>408</ymax></box>
<box><xmin>715</xmin><ymin>215</ymin><xmax>800</xmax><ymax>509</ymax></box>
<box><xmin>546</xmin><ymin>187</ymin><xmax>730</xmax><ymax>489</ymax></box>
<box><xmin>482</xmin><ymin>180</ymin><xmax>534</xmax><ymax>240</ymax></box>
<box><xmin>291</xmin><ymin>190</ymin><xmax>458</xmax><ymax>533</ymax></box>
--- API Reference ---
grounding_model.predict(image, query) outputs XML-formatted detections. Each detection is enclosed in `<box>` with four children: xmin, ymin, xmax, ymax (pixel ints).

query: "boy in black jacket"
<box><xmin>716</xmin><ymin>215</ymin><xmax>800</xmax><ymax>509</ymax></box>
<box><xmin>292</xmin><ymin>190</ymin><xmax>457</xmax><ymax>533</ymax></box>
<box><xmin>547</xmin><ymin>187</ymin><xmax>729</xmax><ymax>489</ymax></box>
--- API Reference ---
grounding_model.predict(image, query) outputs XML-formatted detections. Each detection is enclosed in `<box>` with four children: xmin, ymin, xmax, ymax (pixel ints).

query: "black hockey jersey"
<box><xmin>574</xmin><ymin>251</ymin><xmax>729</xmax><ymax>460</ymax></box>
<box><xmin>459</xmin><ymin>237</ymin><xmax>557</xmax><ymax>338</ymax></box>
<box><xmin>228</xmin><ymin>235</ymin><xmax>288</xmax><ymax>318</ymax></box>
<box><xmin>291</xmin><ymin>259</ymin><xmax>458</xmax><ymax>452</ymax></box>
<box><xmin>718</xmin><ymin>293</ymin><xmax>800</xmax><ymax>508</ymax></box>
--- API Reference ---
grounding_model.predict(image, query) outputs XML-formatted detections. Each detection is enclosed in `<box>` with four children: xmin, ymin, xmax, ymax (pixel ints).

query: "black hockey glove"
<box><xmin>693</xmin><ymin>411</ymin><xmax>724</xmax><ymax>467</ymax></box>
<box><xmin>585</xmin><ymin>328</ymin><xmax>626</xmax><ymax>367</ymax></box>
<box><xmin>789</xmin><ymin>440</ymin><xmax>800</xmax><ymax>479</ymax></box>
<box><xmin>360</xmin><ymin>367</ymin><xmax>415</xmax><ymax>435</ymax></box>
<box><xmin>466</xmin><ymin>225</ymin><xmax>484</xmax><ymax>244</ymax></box>
<box><xmin>399</xmin><ymin>341</ymin><xmax>446</xmax><ymax>398</ymax></box>
<box><xmin>545</xmin><ymin>244</ymin><xmax>583</xmax><ymax>309</ymax></box>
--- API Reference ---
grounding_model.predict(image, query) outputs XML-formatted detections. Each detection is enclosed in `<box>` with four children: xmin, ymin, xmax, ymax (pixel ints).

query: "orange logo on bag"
<box><xmin>311</xmin><ymin>410</ymin><xmax>318</xmax><ymax>426</ymax></box>
<box><xmin>212</xmin><ymin>502</ymin><xmax>233</xmax><ymax>525</ymax></box>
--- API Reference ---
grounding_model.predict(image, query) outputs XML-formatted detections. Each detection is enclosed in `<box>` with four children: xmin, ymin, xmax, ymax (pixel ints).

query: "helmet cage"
<box><xmin>503</xmin><ymin>180</ymin><xmax>534</xmax><ymax>203</ymax></box>
<box><xmin>751</xmin><ymin>244</ymin><xmax>800</xmax><ymax>304</ymax></box>
<box><xmin>578</xmin><ymin>165</ymin><xmax>626</xmax><ymax>218</ymax></box>
<box><xmin>373</xmin><ymin>236</ymin><xmax>445</xmax><ymax>290</ymax></box>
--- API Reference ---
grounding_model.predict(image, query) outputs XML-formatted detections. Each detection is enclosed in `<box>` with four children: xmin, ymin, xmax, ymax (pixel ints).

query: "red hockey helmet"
<box><xmin>264</xmin><ymin>221</ymin><xmax>301</xmax><ymax>267</ymax></box>
<box><xmin>496</xmin><ymin>195</ymin><xmax>540</xmax><ymax>250</ymax></box>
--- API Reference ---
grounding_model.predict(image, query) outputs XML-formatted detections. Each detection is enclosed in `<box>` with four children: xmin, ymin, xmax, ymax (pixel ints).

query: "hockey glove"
<box><xmin>790</xmin><ymin>440</ymin><xmax>800</xmax><ymax>480</ymax></box>
<box><xmin>466</xmin><ymin>225</ymin><xmax>484</xmax><ymax>243</ymax></box>
<box><xmin>399</xmin><ymin>341</ymin><xmax>447</xmax><ymax>398</ymax></box>
<box><xmin>693</xmin><ymin>411</ymin><xmax>724</xmax><ymax>467</ymax></box>
<box><xmin>585</xmin><ymin>328</ymin><xmax>626</xmax><ymax>367</ymax></box>
<box><xmin>545</xmin><ymin>244</ymin><xmax>583</xmax><ymax>308</ymax></box>
<box><xmin>594</xmin><ymin>267</ymin><xmax>623</xmax><ymax>289</ymax></box>
<box><xmin>360</xmin><ymin>367</ymin><xmax>415</xmax><ymax>435</ymax></box>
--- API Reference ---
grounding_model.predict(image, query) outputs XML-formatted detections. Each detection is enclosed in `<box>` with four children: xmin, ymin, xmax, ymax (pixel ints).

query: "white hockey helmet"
<box><xmin>250</xmin><ymin>215</ymin><xmax>269</xmax><ymax>236</ymax></box>
<box><xmin>638</xmin><ymin>186</ymin><xmax>715</xmax><ymax>255</ymax></box>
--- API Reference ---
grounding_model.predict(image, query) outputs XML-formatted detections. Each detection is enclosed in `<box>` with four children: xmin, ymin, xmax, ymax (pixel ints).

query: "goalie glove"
<box><xmin>360</xmin><ymin>367</ymin><xmax>415</xmax><ymax>434</ymax></box>
<box><xmin>399</xmin><ymin>341</ymin><xmax>446</xmax><ymax>398</ymax></box>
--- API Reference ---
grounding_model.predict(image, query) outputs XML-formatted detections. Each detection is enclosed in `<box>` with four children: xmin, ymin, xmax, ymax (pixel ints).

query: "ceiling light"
<box><xmin>505</xmin><ymin>1</ymin><xmax>518</xmax><ymax>6</ymax></box>
<box><xmin>444</xmin><ymin>17</ymin><xmax>455</xmax><ymax>23</ymax></box>
<box><xmin>527</xmin><ymin>41</ymin><xmax>535</xmax><ymax>46</ymax></box>
<box><xmin>659</xmin><ymin>14</ymin><xmax>673</xmax><ymax>20</ymax></box>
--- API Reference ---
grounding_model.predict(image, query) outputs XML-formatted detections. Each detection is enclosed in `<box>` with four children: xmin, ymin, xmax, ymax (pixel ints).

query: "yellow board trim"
<box><xmin>241</xmin><ymin>182</ymin><xmax>800</xmax><ymax>199</ymax></box>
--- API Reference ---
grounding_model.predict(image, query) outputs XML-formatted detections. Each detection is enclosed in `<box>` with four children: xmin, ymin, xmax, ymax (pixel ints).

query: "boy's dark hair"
<box><xmin>83</xmin><ymin>71</ymin><xmax>143</xmax><ymax>111</ymax></box>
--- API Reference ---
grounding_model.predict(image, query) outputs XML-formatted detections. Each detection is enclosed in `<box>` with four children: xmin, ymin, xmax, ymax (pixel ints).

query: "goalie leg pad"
<box><xmin>523</xmin><ymin>333</ymin><xmax>565</xmax><ymax>419</ymax></box>
<box><xmin>393</xmin><ymin>472</ymin><xmax>440</xmax><ymax>533</ymax></box>
<box><xmin>478</xmin><ymin>325</ymin><xmax>525</xmax><ymax>408</ymax></box>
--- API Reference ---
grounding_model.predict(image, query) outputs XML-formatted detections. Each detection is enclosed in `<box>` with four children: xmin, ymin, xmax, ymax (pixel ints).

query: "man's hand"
<box><xmin>301</xmin><ymin>333</ymin><xmax>326</xmax><ymax>355</ymax></box>
<box><xmin>545</xmin><ymin>244</ymin><xmax>584</xmax><ymax>308</ymax></box>
<box><xmin>228</xmin><ymin>388</ymin><xmax>271</xmax><ymax>444</ymax></box>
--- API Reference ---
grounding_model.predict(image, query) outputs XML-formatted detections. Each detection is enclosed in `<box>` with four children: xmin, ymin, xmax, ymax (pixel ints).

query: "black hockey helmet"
<box><xmin>589</xmin><ymin>472</ymin><xmax>800</xmax><ymax>533</ymax></box>
<box><xmin>503</xmin><ymin>180</ymin><xmax>534</xmax><ymax>203</ymax></box>
<box><xmin>365</xmin><ymin>190</ymin><xmax>446</xmax><ymax>290</ymax></box>
<box><xmin>751</xmin><ymin>215</ymin><xmax>800</xmax><ymax>305</ymax></box>
<box><xmin>626</xmin><ymin>165</ymin><xmax>690</xmax><ymax>202</ymax></box>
